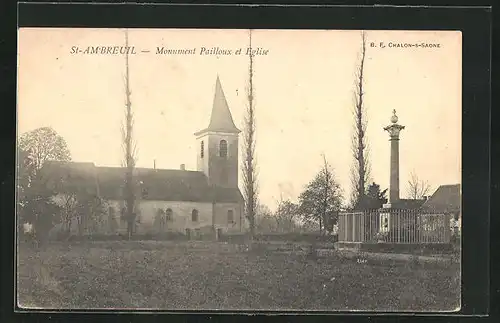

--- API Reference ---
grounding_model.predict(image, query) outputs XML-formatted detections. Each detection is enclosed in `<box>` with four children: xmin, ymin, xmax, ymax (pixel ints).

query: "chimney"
<box><xmin>154</xmin><ymin>159</ymin><xmax>156</xmax><ymax>170</ymax></box>
<box><xmin>180</xmin><ymin>164</ymin><xmax>186</xmax><ymax>171</ymax></box>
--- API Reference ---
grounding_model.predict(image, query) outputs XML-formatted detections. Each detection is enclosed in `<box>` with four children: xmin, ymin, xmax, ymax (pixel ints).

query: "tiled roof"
<box><xmin>41</xmin><ymin>161</ymin><xmax>99</xmax><ymax>195</ymax></box>
<box><xmin>194</xmin><ymin>76</ymin><xmax>240</xmax><ymax>136</ymax></box>
<box><xmin>40</xmin><ymin>161</ymin><xmax>243</xmax><ymax>203</ymax></box>
<box><xmin>393</xmin><ymin>199</ymin><xmax>426</xmax><ymax>210</ymax></box>
<box><xmin>422</xmin><ymin>184</ymin><xmax>461</xmax><ymax>213</ymax></box>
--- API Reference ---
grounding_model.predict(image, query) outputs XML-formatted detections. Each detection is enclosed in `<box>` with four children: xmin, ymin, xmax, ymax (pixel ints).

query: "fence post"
<box><xmin>444</xmin><ymin>213</ymin><xmax>451</xmax><ymax>243</ymax></box>
<box><xmin>339</xmin><ymin>213</ymin><xmax>346</xmax><ymax>242</ymax></box>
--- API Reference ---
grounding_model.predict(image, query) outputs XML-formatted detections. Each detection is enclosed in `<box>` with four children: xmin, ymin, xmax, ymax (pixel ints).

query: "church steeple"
<box><xmin>195</xmin><ymin>75</ymin><xmax>240</xmax><ymax>188</ymax></box>
<box><xmin>195</xmin><ymin>76</ymin><xmax>240</xmax><ymax>136</ymax></box>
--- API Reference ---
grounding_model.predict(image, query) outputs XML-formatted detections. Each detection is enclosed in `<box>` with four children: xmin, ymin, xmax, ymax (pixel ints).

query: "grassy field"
<box><xmin>17</xmin><ymin>241</ymin><xmax>460</xmax><ymax>312</ymax></box>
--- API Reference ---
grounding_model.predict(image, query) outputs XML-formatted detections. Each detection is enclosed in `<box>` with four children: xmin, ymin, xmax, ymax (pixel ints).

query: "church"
<box><xmin>42</xmin><ymin>76</ymin><xmax>245</xmax><ymax>237</ymax></box>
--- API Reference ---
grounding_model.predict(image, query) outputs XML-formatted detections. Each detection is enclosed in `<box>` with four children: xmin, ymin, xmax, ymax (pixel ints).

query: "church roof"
<box><xmin>41</xmin><ymin>161</ymin><xmax>243</xmax><ymax>203</ymax></box>
<box><xmin>41</xmin><ymin>161</ymin><xmax>100</xmax><ymax>195</ymax></box>
<box><xmin>422</xmin><ymin>184</ymin><xmax>461</xmax><ymax>214</ymax></box>
<box><xmin>195</xmin><ymin>76</ymin><xmax>240</xmax><ymax>136</ymax></box>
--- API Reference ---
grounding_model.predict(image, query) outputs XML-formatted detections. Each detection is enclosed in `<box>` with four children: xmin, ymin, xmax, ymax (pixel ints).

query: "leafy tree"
<box><xmin>20</xmin><ymin>192</ymin><xmax>61</xmax><ymax>244</ymax></box>
<box><xmin>16</xmin><ymin>148</ymin><xmax>33</xmax><ymax>228</ymax></box>
<box><xmin>366</xmin><ymin>182</ymin><xmax>388</xmax><ymax>208</ymax></box>
<box><xmin>17</xmin><ymin>127</ymin><xmax>71</xmax><ymax>244</ymax></box>
<box><xmin>17</xmin><ymin>157</ymin><xmax>61</xmax><ymax>244</ymax></box>
<box><xmin>18</xmin><ymin>127</ymin><xmax>71</xmax><ymax>174</ymax></box>
<box><xmin>356</xmin><ymin>182</ymin><xmax>388</xmax><ymax>210</ymax></box>
<box><xmin>298</xmin><ymin>155</ymin><xmax>343</xmax><ymax>234</ymax></box>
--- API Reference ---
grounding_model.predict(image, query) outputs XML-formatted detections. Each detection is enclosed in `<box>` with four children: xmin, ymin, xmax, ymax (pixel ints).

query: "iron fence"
<box><xmin>338</xmin><ymin>209</ymin><xmax>451</xmax><ymax>244</ymax></box>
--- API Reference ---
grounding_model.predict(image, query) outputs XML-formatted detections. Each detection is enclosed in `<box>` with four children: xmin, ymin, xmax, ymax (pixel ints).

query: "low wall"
<box><xmin>64</xmin><ymin>232</ymin><xmax>190</xmax><ymax>241</ymax></box>
<box><xmin>218</xmin><ymin>232</ymin><xmax>338</xmax><ymax>244</ymax></box>
<box><xmin>334</xmin><ymin>241</ymin><xmax>454</xmax><ymax>255</ymax></box>
<box><xmin>51</xmin><ymin>229</ymin><xmax>341</xmax><ymax>244</ymax></box>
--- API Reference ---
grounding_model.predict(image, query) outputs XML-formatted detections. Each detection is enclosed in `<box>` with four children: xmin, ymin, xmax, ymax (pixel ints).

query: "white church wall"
<box><xmin>49</xmin><ymin>195</ymin><xmax>244</xmax><ymax>236</ymax></box>
<box><xmin>214</xmin><ymin>202</ymin><xmax>244</xmax><ymax>233</ymax></box>
<box><xmin>108</xmin><ymin>199</ymin><xmax>214</xmax><ymax>234</ymax></box>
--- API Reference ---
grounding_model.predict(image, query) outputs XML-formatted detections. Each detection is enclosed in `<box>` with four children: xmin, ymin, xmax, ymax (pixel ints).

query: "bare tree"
<box><xmin>350</xmin><ymin>31</ymin><xmax>371</xmax><ymax>210</ymax></box>
<box><xmin>57</xmin><ymin>192</ymin><xmax>107</xmax><ymax>237</ymax></box>
<box><xmin>121</xmin><ymin>29</ymin><xmax>138</xmax><ymax>240</ymax></box>
<box><xmin>406</xmin><ymin>170</ymin><xmax>431</xmax><ymax>200</ymax></box>
<box><xmin>298</xmin><ymin>155</ymin><xmax>343</xmax><ymax>234</ymax></box>
<box><xmin>242</xmin><ymin>29</ymin><xmax>258</xmax><ymax>239</ymax></box>
<box><xmin>255</xmin><ymin>204</ymin><xmax>275</xmax><ymax>233</ymax></box>
<box><xmin>274</xmin><ymin>197</ymin><xmax>300</xmax><ymax>233</ymax></box>
<box><xmin>76</xmin><ymin>195</ymin><xmax>108</xmax><ymax>236</ymax></box>
<box><xmin>59</xmin><ymin>193</ymin><xmax>78</xmax><ymax>235</ymax></box>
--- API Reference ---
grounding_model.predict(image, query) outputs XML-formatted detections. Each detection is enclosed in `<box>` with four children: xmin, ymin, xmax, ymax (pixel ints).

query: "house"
<box><xmin>41</xmin><ymin>76</ymin><xmax>245</xmax><ymax>236</ymax></box>
<box><xmin>422</xmin><ymin>184</ymin><xmax>461</xmax><ymax>232</ymax></box>
<box><xmin>422</xmin><ymin>184</ymin><xmax>461</xmax><ymax>216</ymax></box>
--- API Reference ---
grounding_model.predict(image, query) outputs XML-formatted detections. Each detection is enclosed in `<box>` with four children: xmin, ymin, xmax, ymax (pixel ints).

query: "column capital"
<box><xmin>384</xmin><ymin>110</ymin><xmax>405</xmax><ymax>139</ymax></box>
<box><xmin>384</xmin><ymin>123</ymin><xmax>405</xmax><ymax>140</ymax></box>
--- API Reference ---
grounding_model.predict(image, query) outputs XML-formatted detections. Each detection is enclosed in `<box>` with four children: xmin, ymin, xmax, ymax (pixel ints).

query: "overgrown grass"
<box><xmin>17</xmin><ymin>241</ymin><xmax>460</xmax><ymax>311</ymax></box>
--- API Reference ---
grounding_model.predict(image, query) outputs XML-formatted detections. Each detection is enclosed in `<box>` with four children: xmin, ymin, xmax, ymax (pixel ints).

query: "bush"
<box><xmin>255</xmin><ymin>233</ymin><xmax>337</xmax><ymax>243</ymax></box>
<box><xmin>248</xmin><ymin>241</ymin><xmax>271</xmax><ymax>255</ymax></box>
<box><xmin>61</xmin><ymin>232</ymin><xmax>190</xmax><ymax>242</ymax></box>
<box><xmin>153</xmin><ymin>232</ymin><xmax>188</xmax><ymax>241</ymax></box>
<box><xmin>218</xmin><ymin>233</ymin><xmax>248</xmax><ymax>244</ymax></box>
<box><xmin>306</xmin><ymin>242</ymin><xmax>319</xmax><ymax>259</ymax></box>
<box><xmin>218</xmin><ymin>232</ymin><xmax>338</xmax><ymax>245</ymax></box>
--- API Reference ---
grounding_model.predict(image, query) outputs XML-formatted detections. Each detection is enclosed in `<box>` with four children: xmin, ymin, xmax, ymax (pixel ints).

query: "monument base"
<box><xmin>334</xmin><ymin>241</ymin><xmax>454</xmax><ymax>255</ymax></box>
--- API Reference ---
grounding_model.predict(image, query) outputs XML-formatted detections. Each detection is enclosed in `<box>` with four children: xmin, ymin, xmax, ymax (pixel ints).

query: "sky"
<box><xmin>18</xmin><ymin>28</ymin><xmax>462</xmax><ymax>210</ymax></box>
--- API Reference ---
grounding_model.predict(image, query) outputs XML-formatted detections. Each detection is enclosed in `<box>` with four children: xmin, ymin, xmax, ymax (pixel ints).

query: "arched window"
<box><xmin>191</xmin><ymin>209</ymin><xmax>199</xmax><ymax>222</ymax></box>
<box><xmin>166</xmin><ymin>208</ymin><xmax>173</xmax><ymax>221</ymax></box>
<box><xmin>108</xmin><ymin>207</ymin><xmax>117</xmax><ymax>233</ymax></box>
<box><xmin>156</xmin><ymin>209</ymin><xmax>165</xmax><ymax>230</ymax></box>
<box><xmin>200</xmin><ymin>141</ymin><xmax>204</xmax><ymax>158</ymax></box>
<box><xmin>219</xmin><ymin>140</ymin><xmax>228</xmax><ymax>158</ymax></box>
<box><xmin>120</xmin><ymin>207</ymin><xmax>127</xmax><ymax>223</ymax></box>
<box><xmin>227</xmin><ymin>210</ymin><xmax>234</xmax><ymax>223</ymax></box>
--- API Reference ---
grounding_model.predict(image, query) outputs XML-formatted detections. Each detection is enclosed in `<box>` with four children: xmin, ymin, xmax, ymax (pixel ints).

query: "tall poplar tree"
<box><xmin>242</xmin><ymin>30</ymin><xmax>258</xmax><ymax>239</ymax></box>
<box><xmin>350</xmin><ymin>31</ymin><xmax>371</xmax><ymax>210</ymax></box>
<box><xmin>121</xmin><ymin>29</ymin><xmax>138</xmax><ymax>239</ymax></box>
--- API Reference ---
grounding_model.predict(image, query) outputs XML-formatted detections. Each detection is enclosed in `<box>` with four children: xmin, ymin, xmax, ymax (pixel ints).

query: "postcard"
<box><xmin>16</xmin><ymin>28</ymin><xmax>461</xmax><ymax>312</ymax></box>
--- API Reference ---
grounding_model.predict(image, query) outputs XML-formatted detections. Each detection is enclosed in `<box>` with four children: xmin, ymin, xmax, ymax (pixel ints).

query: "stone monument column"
<box><xmin>384</xmin><ymin>109</ymin><xmax>405</xmax><ymax>207</ymax></box>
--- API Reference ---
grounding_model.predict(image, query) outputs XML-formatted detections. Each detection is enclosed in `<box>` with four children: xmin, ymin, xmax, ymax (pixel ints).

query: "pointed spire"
<box><xmin>195</xmin><ymin>76</ymin><xmax>241</xmax><ymax>136</ymax></box>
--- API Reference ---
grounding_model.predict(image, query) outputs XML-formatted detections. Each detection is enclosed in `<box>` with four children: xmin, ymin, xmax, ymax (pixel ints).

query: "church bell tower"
<box><xmin>194</xmin><ymin>76</ymin><xmax>241</xmax><ymax>188</ymax></box>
